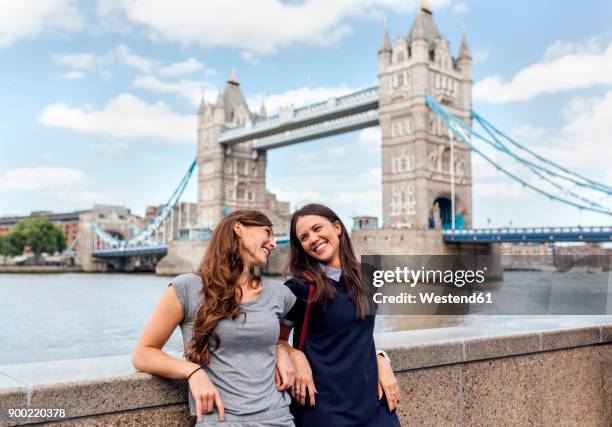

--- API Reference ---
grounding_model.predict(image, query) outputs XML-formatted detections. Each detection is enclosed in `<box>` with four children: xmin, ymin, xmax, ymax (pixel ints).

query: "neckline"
<box><xmin>320</xmin><ymin>263</ymin><xmax>342</xmax><ymax>282</ymax></box>
<box><xmin>240</xmin><ymin>278</ymin><xmax>266</xmax><ymax>306</ymax></box>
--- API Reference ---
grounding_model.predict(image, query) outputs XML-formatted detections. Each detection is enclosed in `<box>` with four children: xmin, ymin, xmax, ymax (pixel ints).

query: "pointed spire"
<box><xmin>420</xmin><ymin>0</ymin><xmax>432</xmax><ymax>13</ymax></box>
<box><xmin>215</xmin><ymin>88</ymin><xmax>224</xmax><ymax>107</ymax></box>
<box><xmin>227</xmin><ymin>68</ymin><xmax>239</xmax><ymax>85</ymax></box>
<box><xmin>198</xmin><ymin>89</ymin><xmax>206</xmax><ymax>114</ymax></box>
<box><xmin>459</xmin><ymin>26</ymin><xmax>471</xmax><ymax>59</ymax></box>
<box><xmin>379</xmin><ymin>16</ymin><xmax>391</xmax><ymax>53</ymax></box>
<box><xmin>259</xmin><ymin>98</ymin><xmax>267</xmax><ymax>118</ymax></box>
<box><xmin>410</xmin><ymin>12</ymin><xmax>426</xmax><ymax>40</ymax></box>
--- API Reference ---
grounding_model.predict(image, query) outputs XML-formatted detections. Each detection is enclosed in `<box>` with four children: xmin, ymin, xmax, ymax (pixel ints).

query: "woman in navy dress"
<box><xmin>279</xmin><ymin>203</ymin><xmax>401</xmax><ymax>427</ymax></box>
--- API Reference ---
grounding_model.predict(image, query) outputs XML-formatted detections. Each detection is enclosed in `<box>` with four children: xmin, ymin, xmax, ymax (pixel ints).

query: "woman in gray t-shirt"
<box><xmin>133</xmin><ymin>210</ymin><xmax>297</xmax><ymax>426</ymax></box>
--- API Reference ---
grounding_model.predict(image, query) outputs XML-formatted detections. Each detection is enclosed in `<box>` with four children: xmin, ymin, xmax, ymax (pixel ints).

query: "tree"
<box><xmin>4</xmin><ymin>217</ymin><xmax>66</xmax><ymax>256</ymax></box>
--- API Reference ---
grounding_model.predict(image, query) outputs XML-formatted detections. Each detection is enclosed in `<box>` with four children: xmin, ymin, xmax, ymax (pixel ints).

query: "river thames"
<box><xmin>1</xmin><ymin>271</ymin><xmax>611</xmax><ymax>365</ymax></box>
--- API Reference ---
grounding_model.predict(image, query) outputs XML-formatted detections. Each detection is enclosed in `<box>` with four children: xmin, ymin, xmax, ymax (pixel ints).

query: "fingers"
<box><xmin>299</xmin><ymin>382</ymin><xmax>307</xmax><ymax>406</ymax></box>
<box><xmin>383</xmin><ymin>385</ymin><xmax>396</xmax><ymax>412</ymax></box>
<box><xmin>195</xmin><ymin>395</ymin><xmax>203</xmax><ymax>423</ymax></box>
<box><xmin>214</xmin><ymin>393</ymin><xmax>225</xmax><ymax>422</ymax></box>
<box><xmin>378</xmin><ymin>382</ymin><xmax>383</xmax><ymax>400</ymax></box>
<box><xmin>308</xmin><ymin>381</ymin><xmax>316</xmax><ymax>407</ymax></box>
<box><xmin>205</xmin><ymin>393</ymin><xmax>214</xmax><ymax>413</ymax></box>
<box><xmin>275</xmin><ymin>367</ymin><xmax>281</xmax><ymax>390</ymax></box>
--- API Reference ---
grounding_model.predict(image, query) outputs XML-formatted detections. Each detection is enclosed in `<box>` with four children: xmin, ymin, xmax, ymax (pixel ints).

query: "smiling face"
<box><xmin>295</xmin><ymin>214</ymin><xmax>342</xmax><ymax>268</ymax></box>
<box><xmin>234</xmin><ymin>222</ymin><xmax>276</xmax><ymax>268</ymax></box>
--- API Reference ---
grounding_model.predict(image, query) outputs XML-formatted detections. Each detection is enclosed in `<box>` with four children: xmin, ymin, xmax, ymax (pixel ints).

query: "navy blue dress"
<box><xmin>284</xmin><ymin>268</ymin><xmax>401</xmax><ymax>427</ymax></box>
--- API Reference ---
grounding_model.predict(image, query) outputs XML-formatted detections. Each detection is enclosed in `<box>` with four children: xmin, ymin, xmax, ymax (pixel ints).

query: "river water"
<box><xmin>1</xmin><ymin>271</ymin><xmax>610</xmax><ymax>365</ymax></box>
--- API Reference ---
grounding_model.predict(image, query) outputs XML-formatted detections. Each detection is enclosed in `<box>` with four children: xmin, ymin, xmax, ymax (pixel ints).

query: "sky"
<box><xmin>1</xmin><ymin>0</ymin><xmax>611</xmax><ymax>230</ymax></box>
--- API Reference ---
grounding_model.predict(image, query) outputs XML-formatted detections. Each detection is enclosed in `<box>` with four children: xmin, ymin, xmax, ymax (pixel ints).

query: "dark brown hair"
<box><xmin>185</xmin><ymin>210</ymin><xmax>273</xmax><ymax>365</ymax></box>
<box><xmin>284</xmin><ymin>203</ymin><xmax>368</xmax><ymax>318</ymax></box>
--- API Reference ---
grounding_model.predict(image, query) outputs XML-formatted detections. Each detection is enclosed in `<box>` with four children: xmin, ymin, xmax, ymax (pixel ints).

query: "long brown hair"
<box><xmin>185</xmin><ymin>210</ymin><xmax>273</xmax><ymax>365</ymax></box>
<box><xmin>284</xmin><ymin>203</ymin><xmax>368</xmax><ymax>318</ymax></box>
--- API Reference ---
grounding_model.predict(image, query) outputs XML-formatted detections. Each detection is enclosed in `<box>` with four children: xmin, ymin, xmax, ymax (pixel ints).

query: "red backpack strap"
<box><xmin>297</xmin><ymin>274</ymin><xmax>315</xmax><ymax>351</ymax></box>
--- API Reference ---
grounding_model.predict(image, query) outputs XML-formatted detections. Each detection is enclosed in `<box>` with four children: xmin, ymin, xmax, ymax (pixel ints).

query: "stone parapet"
<box><xmin>2</xmin><ymin>321</ymin><xmax>610</xmax><ymax>426</ymax></box>
<box><xmin>156</xmin><ymin>240</ymin><xmax>208</xmax><ymax>276</ymax></box>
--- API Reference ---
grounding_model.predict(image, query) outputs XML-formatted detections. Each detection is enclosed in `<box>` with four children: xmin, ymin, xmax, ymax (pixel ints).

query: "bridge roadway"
<box><xmin>443</xmin><ymin>226</ymin><xmax>612</xmax><ymax>243</ymax></box>
<box><xmin>91</xmin><ymin>227</ymin><xmax>610</xmax><ymax>259</ymax></box>
<box><xmin>218</xmin><ymin>86</ymin><xmax>379</xmax><ymax>149</ymax></box>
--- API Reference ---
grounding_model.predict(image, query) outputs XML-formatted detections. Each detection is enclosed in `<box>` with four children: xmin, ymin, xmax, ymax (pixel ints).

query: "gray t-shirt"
<box><xmin>170</xmin><ymin>273</ymin><xmax>297</xmax><ymax>421</ymax></box>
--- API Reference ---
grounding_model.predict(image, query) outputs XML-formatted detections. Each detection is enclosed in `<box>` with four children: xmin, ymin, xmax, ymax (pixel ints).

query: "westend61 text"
<box><xmin>373</xmin><ymin>292</ymin><xmax>493</xmax><ymax>305</ymax></box>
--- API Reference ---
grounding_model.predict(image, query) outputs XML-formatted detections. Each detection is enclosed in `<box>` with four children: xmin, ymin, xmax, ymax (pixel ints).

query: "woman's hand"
<box><xmin>187</xmin><ymin>367</ymin><xmax>225</xmax><ymax>423</ymax></box>
<box><xmin>377</xmin><ymin>355</ymin><xmax>400</xmax><ymax>412</ymax></box>
<box><xmin>275</xmin><ymin>344</ymin><xmax>295</xmax><ymax>391</ymax></box>
<box><xmin>290</xmin><ymin>350</ymin><xmax>317</xmax><ymax>407</ymax></box>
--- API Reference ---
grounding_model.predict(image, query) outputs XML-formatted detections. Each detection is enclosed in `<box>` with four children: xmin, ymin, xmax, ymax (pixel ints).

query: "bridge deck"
<box><xmin>92</xmin><ymin>245</ymin><xmax>168</xmax><ymax>259</ymax></box>
<box><xmin>443</xmin><ymin>227</ymin><xmax>612</xmax><ymax>243</ymax></box>
<box><xmin>219</xmin><ymin>86</ymin><xmax>379</xmax><ymax>147</ymax></box>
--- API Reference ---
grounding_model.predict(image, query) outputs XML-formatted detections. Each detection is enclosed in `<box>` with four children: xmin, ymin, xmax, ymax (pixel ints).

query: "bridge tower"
<box><xmin>196</xmin><ymin>72</ymin><xmax>289</xmax><ymax>231</ymax></box>
<box><xmin>378</xmin><ymin>1</ymin><xmax>473</xmax><ymax>230</ymax></box>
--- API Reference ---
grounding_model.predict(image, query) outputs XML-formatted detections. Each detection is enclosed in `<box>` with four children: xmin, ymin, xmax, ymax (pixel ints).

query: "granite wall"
<box><xmin>1</xmin><ymin>325</ymin><xmax>611</xmax><ymax>426</ymax></box>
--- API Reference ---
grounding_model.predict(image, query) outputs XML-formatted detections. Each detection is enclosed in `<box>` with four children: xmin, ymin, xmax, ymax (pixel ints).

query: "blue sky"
<box><xmin>1</xmin><ymin>0</ymin><xmax>611</xmax><ymax>229</ymax></box>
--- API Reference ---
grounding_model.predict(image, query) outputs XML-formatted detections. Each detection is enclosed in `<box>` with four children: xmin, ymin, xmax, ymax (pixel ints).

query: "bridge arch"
<box><xmin>430</xmin><ymin>193</ymin><xmax>467</xmax><ymax>230</ymax></box>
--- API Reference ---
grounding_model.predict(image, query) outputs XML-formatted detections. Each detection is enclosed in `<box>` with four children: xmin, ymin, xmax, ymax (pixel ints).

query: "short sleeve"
<box><xmin>280</xmin><ymin>284</ymin><xmax>297</xmax><ymax>319</ymax></box>
<box><xmin>282</xmin><ymin>278</ymin><xmax>308</xmax><ymax>326</ymax></box>
<box><xmin>168</xmin><ymin>273</ymin><xmax>203</xmax><ymax>323</ymax></box>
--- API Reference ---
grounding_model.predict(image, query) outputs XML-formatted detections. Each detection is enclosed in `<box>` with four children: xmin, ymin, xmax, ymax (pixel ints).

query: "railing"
<box><xmin>442</xmin><ymin>226</ymin><xmax>612</xmax><ymax>242</ymax></box>
<box><xmin>219</xmin><ymin>86</ymin><xmax>379</xmax><ymax>145</ymax></box>
<box><xmin>252</xmin><ymin>109</ymin><xmax>379</xmax><ymax>150</ymax></box>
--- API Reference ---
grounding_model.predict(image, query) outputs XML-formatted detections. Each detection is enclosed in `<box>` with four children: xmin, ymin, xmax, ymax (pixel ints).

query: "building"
<box><xmin>377</xmin><ymin>2</ymin><xmax>473</xmax><ymax>229</ymax></box>
<box><xmin>0</xmin><ymin>209</ymin><xmax>87</xmax><ymax>250</ymax></box>
<box><xmin>196</xmin><ymin>71</ymin><xmax>292</xmax><ymax>232</ymax></box>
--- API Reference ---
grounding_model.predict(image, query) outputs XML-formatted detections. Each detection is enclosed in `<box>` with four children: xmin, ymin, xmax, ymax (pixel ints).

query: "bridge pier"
<box><xmin>351</xmin><ymin>228</ymin><xmax>503</xmax><ymax>280</ymax></box>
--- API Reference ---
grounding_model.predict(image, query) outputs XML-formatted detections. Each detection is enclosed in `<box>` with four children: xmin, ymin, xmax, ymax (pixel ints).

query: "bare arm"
<box><xmin>132</xmin><ymin>286</ymin><xmax>225</xmax><ymax>422</ymax></box>
<box><xmin>132</xmin><ymin>286</ymin><xmax>199</xmax><ymax>379</ymax></box>
<box><xmin>277</xmin><ymin>323</ymin><xmax>317</xmax><ymax>406</ymax></box>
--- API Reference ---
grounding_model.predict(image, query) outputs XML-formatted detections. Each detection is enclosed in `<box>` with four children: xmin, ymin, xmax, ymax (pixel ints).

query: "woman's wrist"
<box><xmin>183</xmin><ymin>361</ymin><xmax>202</xmax><ymax>379</ymax></box>
<box><xmin>376</xmin><ymin>349</ymin><xmax>391</xmax><ymax>364</ymax></box>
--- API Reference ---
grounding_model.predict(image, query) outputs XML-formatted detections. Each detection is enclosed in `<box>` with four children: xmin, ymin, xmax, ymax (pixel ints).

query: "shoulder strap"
<box><xmin>298</xmin><ymin>283</ymin><xmax>315</xmax><ymax>351</ymax></box>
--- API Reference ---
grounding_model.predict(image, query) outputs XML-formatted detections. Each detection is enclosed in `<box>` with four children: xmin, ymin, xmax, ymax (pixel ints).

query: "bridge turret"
<box><xmin>378</xmin><ymin>17</ymin><xmax>391</xmax><ymax>71</ymax></box>
<box><xmin>457</xmin><ymin>31</ymin><xmax>473</xmax><ymax>114</ymax></box>
<box><xmin>378</xmin><ymin>1</ymin><xmax>473</xmax><ymax>230</ymax></box>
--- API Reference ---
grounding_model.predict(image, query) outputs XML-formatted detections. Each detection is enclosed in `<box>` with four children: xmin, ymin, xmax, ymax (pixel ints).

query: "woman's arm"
<box><xmin>278</xmin><ymin>323</ymin><xmax>317</xmax><ymax>406</ymax></box>
<box><xmin>376</xmin><ymin>351</ymin><xmax>400</xmax><ymax>412</ymax></box>
<box><xmin>132</xmin><ymin>286</ymin><xmax>225</xmax><ymax>422</ymax></box>
<box><xmin>132</xmin><ymin>286</ymin><xmax>196</xmax><ymax>378</ymax></box>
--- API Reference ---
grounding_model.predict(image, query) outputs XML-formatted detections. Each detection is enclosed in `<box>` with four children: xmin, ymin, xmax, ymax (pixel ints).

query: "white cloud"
<box><xmin>324</xmin><ymin>146</ymin><xmax>347</xmax><ymax>156</ymax></box>
<box><xmin>133</xmin><ymin>75</ymin><xmax>215</xmax><ymax>105</ymax></box>
<box><xmin>472</xmin><ymin>48</ymin><xmax>489</xmax><ymax>63</ymax></box>
<box><xmin>474</xmin><ymin>39</ymin><xmax>612</xmax><ymax>103</ymax></box>
<box><xmin>0</xmin><ymin>167</ymin><xmax>85</xmax><ymax>192</ymax></box>
<box><xmin>452</xmin><ymin>2</ymin><xmax>468</xmax><ymax>14</ymax></box>
<box><xmin>0</xmin><ymin>166</ymin><xmax>115</xmax><ymax>205</ymax></box>
<box><xmin>250</xmin><ymin>85</ymin><xmax>356</xmax><ymax>115</ymax></box>
<box><xmin>111</xmin><ymin>44</ymin><xmax>158</xmax><ymax>73</ymax></box>
<box><xmin>358</xmin><ymin>127</ymin><xmax>381</xmax><ymax>153</ymax></box>
<box><xmin>89</xmin><ymin>141</ymin><xmax>130</xmax><ymax>154</ymax></box>
<box><xmin>268</xmin><ymin>188</ymin><xmax>323</xmax><ymax>209</ymax></box>
<box><xmin>0</xmin><ymin>0</ymin><xmax>84</xmax><ymax>48</ymax></box>
<box><xmin>57</xmin><ymin>70</ymin><xmax>85</xmax><ymax>80</ymax></box>
<box><xmin>510</xmin><ymin>125</ymin><xmax>546</xmax><ymax>144</ymax></box>
<box><xmin>113</xmin><ymin>0</ymin><xmax>454</xmax><ymax>56</ymax></box>
<box><xmin>51</xmin><ymin>52</ymin><xmax>96</xmax><ymax>69</ymax></box>
<box><xmin>38</xmin><ymin>94</ymin><xmax>196</xmax><ymax>144</ymax></box>
<box><xmin>543</xmin><ymin>36</ymin><xmax>604</xmax><ymax>62</ymax></box>
<box><xmin>335</xmin><ymin>190</ymin><xmax>381</xmax><ymax>204</ymax></box>
<box><xmin>159</xmin><ymin>58</ymin><xmax>214</xmax><ymax>77</ymax></box>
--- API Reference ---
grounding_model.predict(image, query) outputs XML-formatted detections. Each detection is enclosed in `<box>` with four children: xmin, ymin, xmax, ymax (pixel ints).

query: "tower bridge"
<box><xmin>82</xmin><ymin>1</ymin><xmax>610</xmax><ymax>273</ymax></box>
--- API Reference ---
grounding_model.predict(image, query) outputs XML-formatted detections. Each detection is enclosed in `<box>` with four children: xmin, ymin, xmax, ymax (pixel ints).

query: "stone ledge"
<box><xmin>1</xmin><ymin>322</ymin><xmax>610</xmax><ymax>425</ymax></box>
<box><xmin>376</xmin><ymin>322</ymin><xmax>612</xmax><ymax>371</ymax></box>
